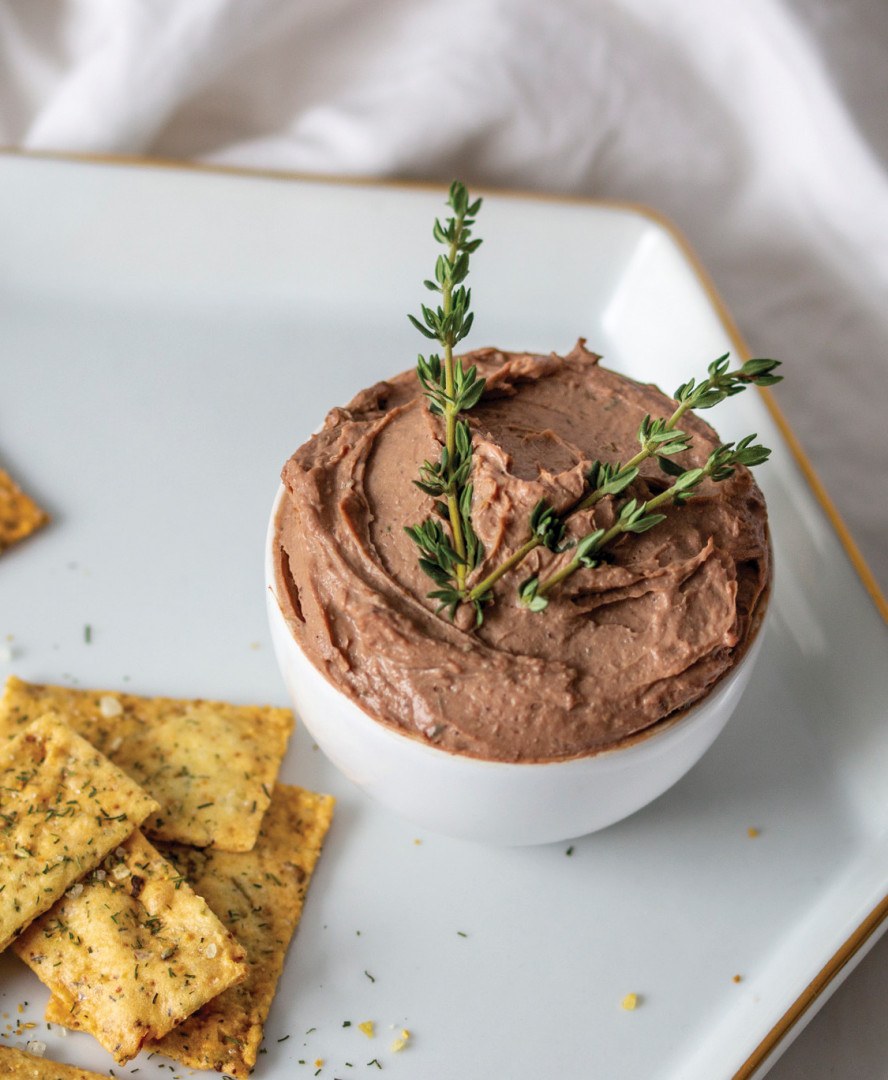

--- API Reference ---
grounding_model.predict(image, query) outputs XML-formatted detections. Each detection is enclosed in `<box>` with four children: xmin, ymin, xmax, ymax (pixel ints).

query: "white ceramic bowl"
<box><xmin>266</xmin><ymin>486</ymin><xmax>768</xmax><ymax>846</ymax></box>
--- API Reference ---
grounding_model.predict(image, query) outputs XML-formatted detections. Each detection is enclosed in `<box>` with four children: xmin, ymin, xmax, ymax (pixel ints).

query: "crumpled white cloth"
<box><xmin>1</xmin><ymin>5</ymin><xmax>887</xmax><ymax>1070</ymax></box>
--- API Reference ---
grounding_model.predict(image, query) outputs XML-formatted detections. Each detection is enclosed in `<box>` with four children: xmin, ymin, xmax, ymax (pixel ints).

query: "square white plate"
<box><xmin>1</xmin><ymin>153</ymin><xmax>887</xmax><ymax>1080</ymax></box>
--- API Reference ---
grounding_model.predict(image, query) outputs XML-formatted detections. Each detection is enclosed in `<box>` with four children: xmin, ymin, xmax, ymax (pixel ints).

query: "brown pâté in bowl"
<box><xmin>274</xmin><ymin>183</ymin><xmax>779</xmax><ymax>765</ymax></box>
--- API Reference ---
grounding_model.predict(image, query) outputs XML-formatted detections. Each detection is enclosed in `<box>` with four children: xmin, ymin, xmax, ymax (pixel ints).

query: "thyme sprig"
<box><xmin>466</xmin><ymin>354</ymin><xmax>781</xmax><ymax>606</ymax></box>
<box><xmin>406</xmin><ymin>181</ymin><xmax>487</xmax><ymax>621</ymax></box>
<box><xmin>404</xmin><ymin>183</ymin><xmax>782</xmax><ymax>623</ymax></box>
<box><xmin>518</xmin><ymin>434</ymin><xmax>774</xmax><ymax>610</ymax></box>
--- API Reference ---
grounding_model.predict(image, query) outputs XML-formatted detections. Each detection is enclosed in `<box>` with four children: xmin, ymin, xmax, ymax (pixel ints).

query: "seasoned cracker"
<box><xmin>0</xmin><ymin>677</ymin><xmax>294</xmax><ymax>851</ymax></box>
<box><xmin>0</xmin><ymin>1044</ymin><xmax>116</xmax><ymax>1080</ymax></box>
<box><xmin>149</xmin><ymin>785</ymin><xmax>334</xmax><ymax>1076</ymax></box>
<box><xmin>0</xmin><ymin>714</ymin><xmax>158</xmax><ymax>952</ymax></box>
<box><xmin>0</xmin><ymin>468</ymin><xmax>48</xmax><ymax>554</ymax></box>
<box><xmin>47</xmin><ymin>785</ymin><xmax>335</xmax><ymax>1078</ymax></box>
<box><xmin>15</xmin><ymin>829</ymin><xmax>247</xmax><ymax>1064</ymax></box>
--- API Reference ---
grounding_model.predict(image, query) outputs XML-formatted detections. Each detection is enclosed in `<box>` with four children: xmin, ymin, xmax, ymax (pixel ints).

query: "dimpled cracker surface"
<box><xmin>0</xmin><ymin>468</ymin><xmax>48</xmax><ymax>553</ymax></box>
<box><xmin>0</xmin><ymin>1044</ymin><xmax>116</xmax><ymax>1079</ymax></box>
<box><xmin>0</xmin><ymin>677</ymin><xmax>294</xmax><ymax>851</ymax></box>
<box><xmin>0</xmin><ymin>714</ymin><xmax>158</xmax><ymax>952</ymax></box>
<box><xmin>47</xmin><ymin>785</ymin><xmax>335</xmax><ymax>1078</ymax></box>
<box><xmin>15</xmin><ymin>829</ymin><xmax>247</xmax><ymax>1064</ymax></box>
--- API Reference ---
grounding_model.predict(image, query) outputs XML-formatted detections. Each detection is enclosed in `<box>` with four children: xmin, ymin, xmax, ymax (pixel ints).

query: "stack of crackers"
<box><xmin>0</xmin><ymin>675</ymin><xmax>334</xmax><ymax>1079</ymax></box>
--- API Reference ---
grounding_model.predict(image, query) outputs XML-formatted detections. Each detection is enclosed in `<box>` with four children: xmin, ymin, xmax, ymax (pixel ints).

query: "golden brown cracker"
<box><xmin>48</xmin><ymin>785</ymin><xmax>335</xmax><ymax>1077</ymax></box>
<box><xmin>15</xmin><ymin>829</ymin><xmax>247</xmax><ymax>1064</ymax></box>
<box><xmin>0</xmin><ymin>468</ymin><xmax>48</xmax><ymax>554</ymax></box>
<box><xmin>0</xmin><ymin>677</ymin><xmax>294</xmax><ymax>851</ymax></box>
<box><xmin>148</xmin><ymin>785</ymin><xmax>334</xmax><ymax>1076</ymax></box>
<box><xmin>0</xmin><ymin>714</ymin><xmax>158</xmax><ymax>952</ymax></box>
<box><xmin>0</xmin><ymin>1044</ymin><xmax>115</xmax><ymax>1080</ymax></box>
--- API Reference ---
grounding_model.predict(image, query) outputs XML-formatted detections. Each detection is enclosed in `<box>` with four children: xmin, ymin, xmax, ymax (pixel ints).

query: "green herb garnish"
<box><xmin>470</xmin><ymin>354</ymin><xmax>781</xmax><ymax>609</ymax></box>
<box><xmin>406</xmin><ymin>181</ymin><xmax>487</xmax><ymax>624</ymax></box>
<box><xmin>518</xmin><ymin>434</ymin><xmax>774</xmax><ymax>609</ymax></box>
<box><xmin>406</xmin><ymin>182</ymin><xmax>782</xmax><ymax>622</ymax></box>
<box><xmin>407</xmin><ymin>185</ymin><xmax>782</xmax><ymax>621</ymax></box>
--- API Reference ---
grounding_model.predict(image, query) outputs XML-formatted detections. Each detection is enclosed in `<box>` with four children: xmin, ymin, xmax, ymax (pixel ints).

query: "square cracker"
<box><xmin>0</xmin><ymin>468</ymin><xmax>49</xmax><ymax>554</ymax></box>
<box><xmin>0</xmin><ymin>1044</ymin><xmax>117</xmax><ymax>1080</ymax></box>
<box><xmin>0</xmin><ymin>713</ymin><xmax>158</xmax><ymax>953</ymax></box>
<box><xmin>15</xmin><ymin>829</ymin><xmax>248</xmax><ymax>1064</ymax></box>
<box><xmin>46</xmin><ymin>785</ymin><xmax>335</xmax><ymax>1078</ymax></box>
<box><xmin>0</xmin><ymin>676</ymin><xmax>294</xmax><ymax>851</ymax></box>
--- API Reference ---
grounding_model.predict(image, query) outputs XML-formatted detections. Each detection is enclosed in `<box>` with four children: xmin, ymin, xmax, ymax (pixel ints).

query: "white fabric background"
<box><xmin>2</xmin><ymin>1</ymin><xmax>887</xmax><ymax>1076</ymax></box>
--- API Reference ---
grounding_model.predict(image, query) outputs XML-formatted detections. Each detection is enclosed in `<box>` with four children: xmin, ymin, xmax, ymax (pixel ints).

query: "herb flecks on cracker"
<box><xmin>0</xmin><ymin>677</ymin><xmax>294</xmax><ymax>852</ymax></box>
<box><xmin>0</xmin><ymin>468</ymin><xmax>49</xmax><ymax>554</ymax></box>
<box><xmin>47</xmin><ymin>785</ymin><xmax>335</xmax><ymax>1078</ymax></box>
<box><xmin>15</xmin><ymin>830</ymin><xmax>247</xmax><ymax>1064</ymax></box>
<box><xmin>0</xmin><ymin>713</ymin><xmax>158</xmax><ymax>952</ymax></box>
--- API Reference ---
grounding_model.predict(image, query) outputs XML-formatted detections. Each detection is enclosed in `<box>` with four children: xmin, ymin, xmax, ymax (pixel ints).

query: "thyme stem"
<box><xmin>406</xmin><ymin>182</ymin><xmax>485</xmax><ymax>620</ymax></box>
<box><xmin>468</xmin><ymin>535</ymin><xmax>540</xmax><ymax>602</ymax></box>
<box><xmin>533</xmin><ymin>434</ymin><xmax>774</xmax><ymax>602</ymax></box>
<box><xmin>572</xmin><ymin>398</ymin><xmax>689</xmax><ymax>514</ymax></box>
<box><xmin>537</xmin><ymin>483</ymin><xmax>678</xmax><ymax>597</ymax></box>
<box><xmin>407</xmin><ymin>184</ymin><xmax>782</xmax><ymax>623</ymax></box>
<box><xmin>442</xmin><ymin>224</ymin><xmax>467</xmax><ymax>589</ymax></box>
